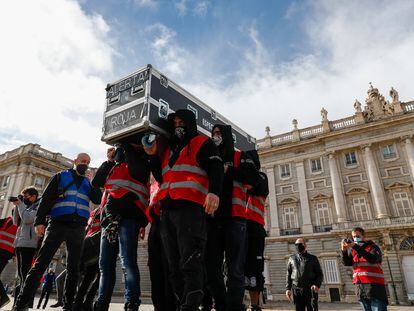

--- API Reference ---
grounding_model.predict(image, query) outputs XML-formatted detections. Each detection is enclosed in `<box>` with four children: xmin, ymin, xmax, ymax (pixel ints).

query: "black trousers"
<box><xmin>245</xmin><ymin>222</ymin><xmax>266</xmax><ymax>292</ymax></box>
<box><xmin>293</xmin><ymin>287</ymin><xmax>318</xmax><ymax>311</ymax></box>
<box><xmin>14</xmin><ymin>247</ymin><xmax>37</xmax><ymax>304</ymax></box>
<box><xmin>0</xmin><ymin>256</ymin><xmax>9</xmax><ymax>300</ymax></box>
<box><xmin>161</xmin><ymin>205</ymin><xmax>206</xmax><ymax>311</ymax></box>
<box><xmin>15</xmin><ymin>222</ymin><xmax>85</xmax><ymax>309</ymax></box>
<box><xmin>37</xmin><ymin>287</ymin><xmax>52</xmax><ymax>309</ymax></box>
<box><xmin>74</xmin><ymin>263</ymin><xmax>100</xmax><ymax>307</ymax></box>
<box><xmin>55</xmin><ymin>269</ymin><xmax>67</xmax><ymax>304</ymax></box>
<box><xmin>148</xmin><ymin>215</ymin><xmax>176</xmax><ymax>311</ymax></box>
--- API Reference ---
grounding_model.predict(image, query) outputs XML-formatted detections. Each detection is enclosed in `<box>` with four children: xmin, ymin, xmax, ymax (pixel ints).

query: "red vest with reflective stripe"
<box><xmin>231</xmin><ymin>151</ymin><xmax>247</xmax><ymax>218</ymax></box>
<box><xmin>86</xmin><ymin>207</ymin><xmax>101</xmax><ymax>237</ymax></box>
<box><xmin>0</xmin><ymin>217</ymin><xmax>17</xmax><ymax>255</ymax></box>
<box><xmin>246</xmin><ymin>195</ymin><xmax>266</xmax><ymax>225</ymax></box>
<box><xmin>156</xmin><ymin>135</ymin><xmax>209</xmax><ymax>206</ymax></box>
<box><xmin>104</xmin><ymin>162</ymin><xmax>150</xmax><ymax>213</ymax></box>
<box><xmin>352</xmin><ymin>243</ymin><xmax>385</xmax><ymax>285</ymax></box>
<box><xmin>147</xmin><ymin>181</ymin><xmax>161</xmax><ymax>223</ymax></box>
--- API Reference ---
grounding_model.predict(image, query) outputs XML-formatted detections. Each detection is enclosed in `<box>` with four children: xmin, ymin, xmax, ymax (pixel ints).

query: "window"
<box><xmin>324</xmin><ymin>259</ymin><xmax>340</xmax><ymax>284</ymax></box>
<box><xmin>311</xmin><ymin>158</ymin><xmax>322</xmax><ymax>173</ymax></box>
<box><xmin>1</xmin><ymin>176</ymin><xmax>10</xmax><ymax>189</ymax></box>
<box><xmin>280</xmin><ymin>164</ymin><xmax>291</xmax><ymax>178</ymax></box>
<box><xmin>316</xmin><ymin>202</ymin><xmax>331</xmax><ymax>226</ymax></box>
<box><xmin>34</xmin><ymin>176</ymin><xmax>45</xmax><ymax>189</ymax></box>
<box><xmin>393</xmin><ymin>192</ymin><xmax>413</xmax><ymax>216</ymax></box>
<box><xmin>345</xmin><ymin>151</ymin><xmax>358</xmax><ymax>166</ymax></box>
<box><xmin>383</xmin><ymin>144</ymin><xmax>396</xmax><ymax>159</ymax></box>
<box><xmin>353</xmin><ymin>197</ymin><xmax>370</xmax><ymax>221</ymax></box>
<box><xmin>283</xmin><ymin>206</ymin><xmax>298</xmax><ymax>229</ymax></box>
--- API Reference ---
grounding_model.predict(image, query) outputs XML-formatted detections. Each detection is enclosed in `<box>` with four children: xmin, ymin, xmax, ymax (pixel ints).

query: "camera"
<box><xmin>8</xmin><ymin>194</ymin><xmax>23</xmax><ymax>202</ymax></box>
<box><xmin>342</xmin><ymin>238</ymin><xmax>353</xmax><ymax>244</ymax></box>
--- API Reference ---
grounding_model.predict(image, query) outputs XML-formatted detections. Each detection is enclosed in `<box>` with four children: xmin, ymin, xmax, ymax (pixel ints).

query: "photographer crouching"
<box><xmin>341</xmin><ymin>227</ymin><xmax>388</xmax><ymax>311</ymax></box>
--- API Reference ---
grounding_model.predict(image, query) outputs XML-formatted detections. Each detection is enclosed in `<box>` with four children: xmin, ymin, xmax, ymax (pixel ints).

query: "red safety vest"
<box><xmin>86</xmin><ymin>207</ymin><xmax>101</xmax><ymax>238</ymax></box>
<box><xmin>156</xmin><ymin>135</ymin><xmax>209</xmax><ymax>206</ymax></box>
<box><xmin>352</xmin><ymin>243</ymin><xmax>385</xmax><ymax>285</ymax></box>
<box><xmin>0</xmin><ymin>217</ymin><xmax>17</xmax><ymax>255</ymax></box>
<box><xmin>231</xmin><ymin>151</ymin><xmax>247</xmax><ymax>218</ymax></box>
<box><xmin>246</xmin><ymin>195</ymin><xmax>266</xmax><ymax>225</ymax></box>
<box><xmin>146</xmin><ymin>181</ymin><xmax>161</xmax><ymax>223</ymax></box>
<box><xmin>104</xmin><ymin>162</ymin><xmax>150</xmax><ymax>213</ymax></box>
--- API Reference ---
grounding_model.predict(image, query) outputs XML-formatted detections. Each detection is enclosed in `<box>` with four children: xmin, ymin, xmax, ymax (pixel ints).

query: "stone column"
<box><xmin>328</xmin><ymin>153</ymin><xmax>347</xmax><ymax>222</ymax></box>
<box><xmin>362</xmin><ymin>145</ymin><xmax>389</xmax><ymax>218</ymax></box>
<box><xmin>402</xmin><ymin>137</ymin><xmax>414</xmax><ymax>186</ymax></box>
<box><xmin>295</xmin><ymin>161</ymin><xmax>313</xmax><ymax>233</ymax></box>
<box><xmin>266</xmin><ymin>167</ymin><xmax>280</xmax><ymax>236</ymax></box>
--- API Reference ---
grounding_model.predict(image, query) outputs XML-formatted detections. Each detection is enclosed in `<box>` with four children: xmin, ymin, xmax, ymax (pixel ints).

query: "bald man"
<box><xmin>286</xmin><ymin>238</ymin><xmax>323</xmax><ymax>311</ymax></box>
<box><xmin>13</xmin><ymin>153</ymin><xmax>102</xmax><ymax>311</ymax></box>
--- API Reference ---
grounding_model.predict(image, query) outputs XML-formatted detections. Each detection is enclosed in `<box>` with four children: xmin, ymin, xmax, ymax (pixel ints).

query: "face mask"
<box><xmin>23</xmin><ymin>198</ymin><xmax>31</xmax><ymax>206</ymax></box>
<box><xmin>174</xmin><ymin>127</ymin><xmax>186</xmax><ymax>140</ymax></box>
<box><xmin>76</xmin><ymin>164</ymin><xmax>88</xmax><ymax>176</ymax></box>
<box><xmin>353</xmin><ymin>237</ymin><xmax>363</xmax><ymax>244</ymax></box>
<box><xmin>212</xmin><ymin>135</ymin><xmax>223</xmax><ymax>146</ymax></box>
<box><xmin>295</xmin><ymin>243</ymin><xmax>306</xmax><ymax>254</ymax></box>
<box><xmin>113</xmin><ymin>148</ymin><xmax>125</xmax><ymax>163</ymax></box>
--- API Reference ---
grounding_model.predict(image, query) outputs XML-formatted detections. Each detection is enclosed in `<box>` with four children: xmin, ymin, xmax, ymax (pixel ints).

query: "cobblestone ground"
<box><xmin>3</xmin><ymin>300</ymin><xmax>413</xmax><ymax>311</ymax></box>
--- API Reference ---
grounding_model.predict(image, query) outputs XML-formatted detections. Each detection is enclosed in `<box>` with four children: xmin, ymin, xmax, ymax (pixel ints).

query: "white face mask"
<box><xmin>212</xmin><ymin>135</ymin><xmax>223</xmax><ymax>146</ymax></box>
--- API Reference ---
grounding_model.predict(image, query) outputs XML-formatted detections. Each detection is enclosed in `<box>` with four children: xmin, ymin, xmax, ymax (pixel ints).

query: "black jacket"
<box><xmin>92</xmin><ymin>143</ymin><xmax>150</xmax><ymax>227</ymax></box>
<box><xmin>150</xmin><ymin>109</ymin><xmax>224</xmax><ymax>210</ymax></box>
<box><xmin>211</xmin><ymin>124</ymin><xmax>259</xmax><ymax>221</ymax></box>
<box><xmin>341</xmin><ymin>240</ymin><xmax>387</xmax><ymax>302</ymax></box>
<box><xmin>35</xmin><ymin>169</ymin><xmax>102</xmax><ymax>227</ymax></box>
<box><xmin>286</xmin><ymin>252</ymin><xmax>323</xmax><ymax>290</ymax></box>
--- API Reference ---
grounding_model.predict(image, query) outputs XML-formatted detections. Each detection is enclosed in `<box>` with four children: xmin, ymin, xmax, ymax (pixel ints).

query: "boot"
<box><xmin>124</xmin><ymin>302</ymin><xmax>139</xmax><ymax>311</ymax></box>
<box><xmin>50</xmin><ymin>301</ymin><xmax>64</xmax><ymax>308</ymax></box>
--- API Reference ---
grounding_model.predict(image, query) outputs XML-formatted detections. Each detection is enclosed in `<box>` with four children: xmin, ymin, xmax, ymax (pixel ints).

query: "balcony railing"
<box><xmin>314</xmin><ymin>225</ymin><xmax>333</xmax><ymax>233</ymax></box>
<box><xmin>281</xmin><ymin>228</ymin><xmax>301</xmax><ymax>236</ymax></box>
<box><xmin>331</xmin><ymin>216</ymin><xmax>414</xmax><ymax>231</ymax></box>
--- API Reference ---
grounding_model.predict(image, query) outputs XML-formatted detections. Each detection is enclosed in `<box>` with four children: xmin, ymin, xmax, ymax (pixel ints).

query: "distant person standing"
<box><xmin>37</xmin><ymin>269</ymin><xmax>56</xmax><ymax>309</ymax></box>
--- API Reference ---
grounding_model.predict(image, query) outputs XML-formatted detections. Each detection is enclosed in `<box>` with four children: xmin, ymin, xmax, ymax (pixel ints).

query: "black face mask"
<box><xmin>113</xmin><ymin>148</ymin><xmax>125</xmax><ymax>163</ymax></box>
<box><xmin>76</xmin><ymin>164</ymin><xmax>88</xmax><ymax>176</ymax></box>
<box><xmin>295</xmin><ymin>243</ymin><xmax>306</xmax><ymax>254</ymax></box>
<box><xmin>174</xmin><ymin>127</ymin><xmax>186</xmax><ymax>140</ymax></box>
<box><xmin>23</xmin><ymin>198</ymin><xmax>31</xmax><ymax>206</ymax></box>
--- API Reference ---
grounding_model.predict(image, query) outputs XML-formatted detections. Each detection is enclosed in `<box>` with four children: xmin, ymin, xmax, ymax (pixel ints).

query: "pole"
<box><xmin>385</xmin><ymin>253</ymin><xmax>399</xmax><ymax>305</ymax></box>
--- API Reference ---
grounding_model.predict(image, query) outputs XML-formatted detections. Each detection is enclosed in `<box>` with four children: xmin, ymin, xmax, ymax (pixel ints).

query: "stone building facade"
<box><xmin>257</xmin><ymin>85</ymin><xmax>414</xmax><ymax>304</ymax></box>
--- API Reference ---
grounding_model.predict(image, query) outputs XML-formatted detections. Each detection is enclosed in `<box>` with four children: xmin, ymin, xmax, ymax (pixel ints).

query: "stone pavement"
<box><xmin>3</xmin><ymin>301</ymin><xmax>413</xmax><ymax>311</ymax></box>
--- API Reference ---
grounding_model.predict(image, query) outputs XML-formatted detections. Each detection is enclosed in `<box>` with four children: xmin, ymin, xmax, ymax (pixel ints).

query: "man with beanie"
<box><xmin>205</xmin><ymin>125</ymin><xmax>259</xmax><ymax>311</ymax></box>
<box><xmin>144</xmin><ymin>109</ymin><xmax>223</xmax><ymax>311</ymax></box>
<box><xmin>13</xmin><ymin>153</ymin><xmax>102</xmax><ymax>311</ymax></box>
<box><xmin>286</xmin><ymin>238</ymin><xmax>323</xmax><ymax>311</ymax></box>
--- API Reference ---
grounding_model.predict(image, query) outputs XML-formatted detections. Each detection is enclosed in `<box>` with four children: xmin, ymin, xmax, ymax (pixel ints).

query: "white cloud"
<box><xmin>164</xmin><ymin>0</ymin><xmax>414</xmax><ymax>139</ymax></box>
<box><xmin>193</xmin><ymin>1</ymin><xmax>210</xmax><ymax>16</ymax></box>
<box><xmin>146</xmin><ymin>23</ymin><xmax>194</xmax><ymax>77</ymax></box>
<box><xmin>134</xmin><ymin>0</ymin><xmax>158</xmax><ymax>9</ymax></box>
<box><xmin>175</xmin><ymin>0</ymin><xmax>188</xmax><ymax>16</ymax></box>
<box><xmin>0</xmin><ymin>0</ymin><xmax>115</xmax><ymax>165</ymax></box>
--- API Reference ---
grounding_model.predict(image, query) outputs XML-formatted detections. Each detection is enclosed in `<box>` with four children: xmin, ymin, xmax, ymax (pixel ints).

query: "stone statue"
<box><xmin>321</xmin><ymin>108</ymin><xmax>328</xmax><ymax>122</ymax></box>
<box><xmin>292</xmin><ymin>119</ymin><xmax>298</xmax><ymax>130</ymax></box>
<box><xmin>265</xmin><ymin>126</ymin><xmax>270</xmax><ymax>137</ymax></box>
<box><xmin>354</xmin><ymin>99</ymin><xmax>362</xmax><ymax>113</ymax></box>
<box><xmin>390</xmin><ymin>87</ymin><xmax>399</xmax><ymax>103</ymax></box>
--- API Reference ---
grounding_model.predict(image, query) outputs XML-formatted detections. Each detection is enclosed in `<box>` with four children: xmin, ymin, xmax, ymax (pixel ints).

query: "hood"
<box><xmin>168</xmin><ymin>109</ymin><xmax>198</xmax><ymax>142</ymax></box>
<box><xmin>212</xmin><ymin>124</ymin><xmax>234</xmax><ymax>161</ymax></box>
<box><xmin>244</xmin><ymin>149</ymin><xmax>261</xmax><ymax>170</ymax></box>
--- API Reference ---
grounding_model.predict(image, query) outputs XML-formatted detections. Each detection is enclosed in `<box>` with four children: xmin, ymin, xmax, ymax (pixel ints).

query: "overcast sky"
<box><xmin>1</xmin><ymin>0</ymin><xmax>414</xmax><ymax>165</ymax></box>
